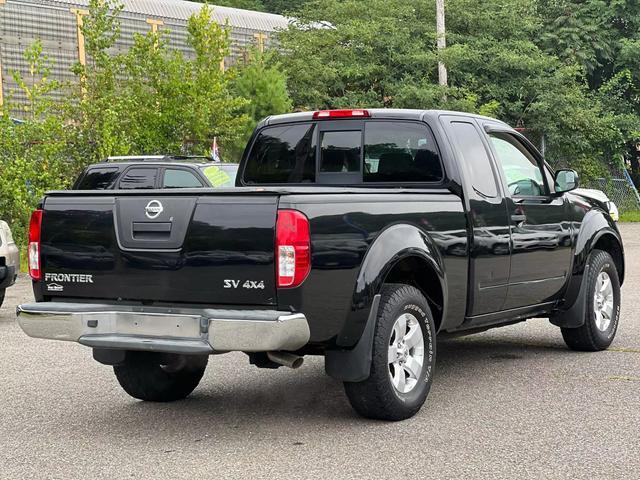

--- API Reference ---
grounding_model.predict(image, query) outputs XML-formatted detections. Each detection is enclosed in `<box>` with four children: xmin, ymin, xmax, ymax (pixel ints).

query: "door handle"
<box><xmin>511</xmin><ymin>213</ymin><xmax>526</xmax><ymax>224</ymax></box>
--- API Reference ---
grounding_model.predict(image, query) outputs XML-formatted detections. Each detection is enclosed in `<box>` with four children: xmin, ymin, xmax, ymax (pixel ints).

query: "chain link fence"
<box><xmin>525</xmin><ymin>131</ymin><xmax>640</xmax><ymax>213</ymax></box>
<box><xmin>583</xmin><ymin>167</ymin><xmax>640</xmax><ymax>213</ymax></box>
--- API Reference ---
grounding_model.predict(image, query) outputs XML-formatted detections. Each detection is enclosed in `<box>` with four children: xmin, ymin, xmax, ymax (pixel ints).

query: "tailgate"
<box><xmin>40</xmin><ymin>193</ymin><xmax>278</xmax><ymax>305</ymax></box>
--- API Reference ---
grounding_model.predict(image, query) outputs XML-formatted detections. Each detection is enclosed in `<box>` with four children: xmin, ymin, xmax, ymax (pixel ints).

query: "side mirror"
<box><xmin>554</xmin><ymin>169</ymin><xmax>579</xmax><ymax>194</ymax></box>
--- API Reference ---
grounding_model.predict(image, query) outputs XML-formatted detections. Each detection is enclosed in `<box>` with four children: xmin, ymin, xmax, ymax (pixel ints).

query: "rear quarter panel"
<box><xmin>278</xmin><ymin>192</ymin><xmax>468</xmax><ymax>346</ymax></box>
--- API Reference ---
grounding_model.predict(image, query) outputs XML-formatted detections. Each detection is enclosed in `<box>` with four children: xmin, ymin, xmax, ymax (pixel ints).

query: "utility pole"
<box><xmin>436</xmin><ymin>0</ymin><xmax>447</xmax><ymax>87</ymax></box>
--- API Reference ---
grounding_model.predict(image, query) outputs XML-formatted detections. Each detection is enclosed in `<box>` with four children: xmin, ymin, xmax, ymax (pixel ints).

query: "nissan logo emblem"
<box><xmin>145</xmin><ymin>200</ymin><xmax>163</xmax><ymax>219</ymax></box>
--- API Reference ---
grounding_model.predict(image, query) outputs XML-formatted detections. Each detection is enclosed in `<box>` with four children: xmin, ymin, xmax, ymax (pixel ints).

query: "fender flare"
<box><xmin>325</xmin><ymin>224</ymin><xmax>446</xmax><ymax>382</ymax></box>
<box><xmin>550</xmin><ymin>209</ymin><xmax>623</xmax><ymax>328</ymax></box>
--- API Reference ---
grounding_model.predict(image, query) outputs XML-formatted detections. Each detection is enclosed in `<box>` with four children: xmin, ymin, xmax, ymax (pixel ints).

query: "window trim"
<box><xmin>239</xmin><ymin>119</ymin><xmax>447</xmax><ymax>188</ymax></box>
<box><xmin>485</xmin><ymin>128</ymin><xmax>552</xmax><ymax>200</ymax></box>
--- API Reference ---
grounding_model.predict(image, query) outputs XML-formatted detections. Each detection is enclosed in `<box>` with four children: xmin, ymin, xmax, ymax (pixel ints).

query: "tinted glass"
<box><xmin>490</xmin><ymin>133</ymin><xmax>546</xmax><ymax>196</ymax></box>
<box><xmin>244</xmin><ymin>124</ymin><xmax>316</xmax><ymax>184</ymax></box>
<box><xmin>364</xmin><ymin>122</ymin><xmax>442</xmax><ymax>182</ymax></box>
<box><xmin>74</xmin><ymin>167</ymin><xmax>119</xmax><ymax>189</ymax></box>
<box><xmin>201</xmin><ymin>164</ymin><xmax>239</xmax><ymax>188</ymax></box>
<box><xmin>118</xmin><ymin>168</ymin><xmax>157</xmax><ymax>189</ymax></box>
<box><xmin>162</xmin><ymin>169</ymin><xmax>203</xmax><ymax>188</ymax></box>
<box><xmin>320</xmin><ymin>131</ymin><xmax>361</xmax><ymax>173</ymax></box>
<box><xmin>450</xmin><ymin>122</ymin><xmax>497</xmax><ymax>197</ymax></box>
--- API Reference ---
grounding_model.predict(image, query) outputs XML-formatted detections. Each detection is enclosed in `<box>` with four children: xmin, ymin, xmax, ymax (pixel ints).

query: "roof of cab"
<box><xmin>260</xmin><ymin>109</ymin><xmax>510</xmax><ymax>128</ymax></box>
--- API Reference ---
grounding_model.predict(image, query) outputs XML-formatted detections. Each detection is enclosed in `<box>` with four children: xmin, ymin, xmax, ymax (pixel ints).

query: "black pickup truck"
<box><xmin>17</xmin><ymin>109</ymin><xmax>624</xmax><ymax>421</ymax></box>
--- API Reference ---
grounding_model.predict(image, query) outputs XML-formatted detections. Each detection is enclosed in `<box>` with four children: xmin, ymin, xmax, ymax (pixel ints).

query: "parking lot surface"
<box><xmin>1</xmin><ymin>225</ymin><xmax>638</xmax><ymax>479</ymax></box>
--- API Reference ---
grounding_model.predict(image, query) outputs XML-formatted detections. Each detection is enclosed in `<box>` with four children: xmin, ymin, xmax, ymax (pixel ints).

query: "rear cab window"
<box><xmin>119</xmin><ymin>168</ymin><xmax>158</xmax><ymax>189</ymax></box>
<box><xmin>74</xmin><ymin>167</ymin><xmax>120</xmax><ymax>189</ymax></box>
<box><xmin>242</xmin><ymin>119</ymin><xmax>443</xmax><ymax>185</ymax></box>
<box><xmin>243</xmin><ymin>123</ymin><xmax>316</xmax><ymax>184</ymax></box>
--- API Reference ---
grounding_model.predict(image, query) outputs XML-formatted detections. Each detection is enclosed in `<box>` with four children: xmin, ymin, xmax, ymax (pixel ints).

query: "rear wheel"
<box><xmin>114</xmin><ymin>351</ymin><xmax>208</xmax><ymax>402</ymax></box>
<box><xmin>561</xmin><ymin>249</ymin><xmax>621</xmax><ymax>351</ymax></box>
<box><xmin>0</xmin><ymin>289</ymin><xmax>5</xmax><ymax>308</ymax></box>
<box><xmin>344</xmin><ymin>284</ymin><xmax>436</xmax><ymax>421</ymax></box>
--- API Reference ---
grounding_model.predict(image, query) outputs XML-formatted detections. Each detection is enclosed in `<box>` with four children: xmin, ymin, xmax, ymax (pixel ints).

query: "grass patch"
<box><xmin>619</xmin><ymin>210</ymin><xmax>640</xmax><ymax>222</ymax></box>
<box><xmin>19</xmin><ymin>246</ymin><xmax>28</xmax><ymax>273</ymax></box>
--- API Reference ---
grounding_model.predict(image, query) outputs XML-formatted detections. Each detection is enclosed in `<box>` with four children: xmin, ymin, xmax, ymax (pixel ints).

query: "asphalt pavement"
<box><xmin>1</xmin><ymin>225</ymin><xmax>638</xmax><ymax>479</ymax></box>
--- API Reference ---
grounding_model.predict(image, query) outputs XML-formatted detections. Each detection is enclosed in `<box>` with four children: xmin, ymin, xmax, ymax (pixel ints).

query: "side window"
<box><xmin>364</xmin><ymin>122</ymin><xmax>443</xmax><ymax>183</ymax></box>
<box><xmin>201</xmin><ymin>165</ymin><xmax>237</xmax><ymax>188</ymax></box>
<box><xmin>162</xmin><ymin>169</ymin><xmax>203</xmax><ymax>188</ymax></box>
<box><xmin>119</xmin><ymin>168</ymin><xmax>157</xmax><ymax>189</ymax></box>
<box><xmin>449</xmin><ymin>121</ymin><xmax>498</xmax><ymax>197</ymax></box>
<box><xmin>74</xmin><ymin>167</ymin><xmax>119</xmax><ymax>189</ymax></box>
<box><xmin>243</xmin><ymin>123</ymin><xmax>316</xmax><ymax>184</ymax></box>
<box><xmin>320</xmin><ymin>130</ymin><xmax>361</xmax><ymax>173</ymax></box>
<box><xmin>489</xmin><ymin>133</ymin><xmax>547</xmax><ymax>197</ymax></box>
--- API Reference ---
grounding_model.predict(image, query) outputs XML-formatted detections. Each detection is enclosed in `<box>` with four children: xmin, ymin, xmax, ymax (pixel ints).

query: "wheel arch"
<box><xmin>551</xmin><ymin>209</ymin><xmax>624</xmax><ymax>328</ymax></box>
<box><xmin>337</xmin><ymin>223</ymin><xmax>447</xmax><ymax>347</ymax></box>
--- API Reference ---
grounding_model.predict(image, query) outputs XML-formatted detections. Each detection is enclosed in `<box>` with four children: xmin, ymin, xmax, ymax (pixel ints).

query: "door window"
<box><xmin>162</xmin><ymin>169</ymin><xmax>203</xmax><ymax>188</ymax></box>
<box><xmin>489</xmin><ymin>133</ymin><xmax>547</xmax><ymax>197</ymax></box>
<box><xmin>449</xmin><ymin>121</ymin><xmax>498</xmax><ymax>197</ymax></box>
<box><xmin>363</xmin><ymin>122</ymin><xmax>443</xmax><ymax>183</ymax></box>
<box><xmin>118</xmin><ymin>168</ymin><xmax>157</xmax><ymax>189</ymax></box>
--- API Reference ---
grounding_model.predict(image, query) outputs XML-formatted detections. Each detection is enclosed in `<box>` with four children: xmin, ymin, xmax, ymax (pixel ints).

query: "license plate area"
<box><xmin>81</xmin><ymin>311</ymin><xmax>202</xmax><ymax>339</ymax></box>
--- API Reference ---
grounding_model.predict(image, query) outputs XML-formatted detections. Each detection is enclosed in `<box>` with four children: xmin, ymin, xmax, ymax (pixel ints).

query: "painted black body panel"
<box><xmin>38</xmin><ymin>194</ymin><xmax>278</xmax><ymax>305</ymax></box>
<box><xmin>33</xmin><ymin>109</ymin><xmax>624</xmax><ymax>350</ymax></box>
<box><xmin>278</xmin><ymin>193</ymin><xmax>467</xmax><ymax>345</ymax></box>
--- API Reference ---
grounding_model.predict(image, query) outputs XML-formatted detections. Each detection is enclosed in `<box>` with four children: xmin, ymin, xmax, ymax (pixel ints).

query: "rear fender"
<box><xmin>326</xmin><ymin>224</ymin><xmax>446</xmax><ymax>381</ymax></box>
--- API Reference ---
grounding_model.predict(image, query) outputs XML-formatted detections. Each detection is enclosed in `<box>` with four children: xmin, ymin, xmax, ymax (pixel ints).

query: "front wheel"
<box><xmin>0</xmin><ymin>288</ymin><xmax>5</xmax><ymax>308</ymax></box>
<box><xmin>114</xmin><ymin>351</ymin><xmax>208</xmax><ymax>402</ymax></box>
<box><xmin>344</xmin><ymin>284</ymin><xmax>436</xmax><ymax>421</ymax></box>
<box><xmin>561</xmin><ymin>249</ymin><xmax>621</xmax><ymax>351</ymax></box>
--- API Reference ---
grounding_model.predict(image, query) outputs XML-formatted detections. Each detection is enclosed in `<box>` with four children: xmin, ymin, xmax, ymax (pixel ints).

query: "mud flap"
<box><xmin>550</xmin><ymin>265</ymin><xmax>589</xmax><ymax>328</ymax></box>
<box><xmin>325</xmin><ymin>295</ymin><xmax>381</xmax><ymax>382</ymax></box>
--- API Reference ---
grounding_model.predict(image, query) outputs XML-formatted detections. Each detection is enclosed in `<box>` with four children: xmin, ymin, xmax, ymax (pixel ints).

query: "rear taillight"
<box><xmin>276</xmin><ymin>210</ymin><xmax>310</xmax><ymax>288</ymax></box>
<box><xmin>28</xmin><ymin>209</ymin><xmax>43</xmax><ymax>280</ymax></box>
<box><xmin>312</xmin><ymin>109</ymin><xmax>371</xmax><ymax>119</ymax></box>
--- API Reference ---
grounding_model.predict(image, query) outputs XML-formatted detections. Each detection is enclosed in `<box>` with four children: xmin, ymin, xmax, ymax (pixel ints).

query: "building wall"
<box><xmin>0</xmin><ymin>0</ymin><xmax>288</xmax><ymax>111</ymax></box>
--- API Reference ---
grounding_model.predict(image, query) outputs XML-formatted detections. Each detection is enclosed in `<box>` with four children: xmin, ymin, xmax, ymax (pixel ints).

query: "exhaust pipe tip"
<box><xmin>267</xmin><ymin>351</ymin><xmax>304</xmax><ymax>369</ymax></box>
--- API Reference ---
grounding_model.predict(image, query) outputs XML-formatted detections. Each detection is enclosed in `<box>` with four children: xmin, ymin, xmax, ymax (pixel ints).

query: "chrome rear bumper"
<box><xmin>16</xmin><ymin>302</ymin><xmax>310</xmax><ymax>354</ymax></box>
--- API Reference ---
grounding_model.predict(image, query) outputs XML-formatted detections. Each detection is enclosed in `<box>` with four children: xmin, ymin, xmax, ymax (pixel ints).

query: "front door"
<box><xmin>484</xmin><ymin>127</ymin><xmax>572</xmax><ymax>309</ymax></box>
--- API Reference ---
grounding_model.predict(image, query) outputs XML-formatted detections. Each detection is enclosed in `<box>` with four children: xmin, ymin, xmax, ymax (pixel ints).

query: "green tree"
<box><xmin>228</xmin><ymin>49</ymin><xmax>292</xmax><ymax>158</ymax></box>
<box><xmin>211</xmin><ymin>0</ymin><xmax>266</xmax><ymax>11</ymax></box>
<box><xmin>72</xmin><ymin>0</ymin><xmax>249</xmax><ymax>159</ymax></box>
<box><xmin>0</xmin><ymin>44</ymin><xmax>78</xmax><ymax>246</ymax></box>
<box><xmin>263</xmin><ymin>0</ymin><xmax>311</xmax><ymax>14</ymax></box>
<box><xmin>537</xmin><ymin>0</ymin><xmax>640</xmax><ymax>181</ymax></box>
<box><xmin>193</xmin><ymin>0</ymin><xmax>310</xmax><ymax>14</ymax></box>
<box><xmin>276</xmin><ymin>0</ymin><xmax>628</xmax><ymax>180</ymax></box>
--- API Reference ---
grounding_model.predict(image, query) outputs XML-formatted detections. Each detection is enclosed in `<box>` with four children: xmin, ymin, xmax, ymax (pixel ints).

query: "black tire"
<box><xmin>344</xmin><ymin>284</ymin><xmax>436</xmax><ymax>421</ymax></box>
<box><xmin>561</xmin><ymin>249</ymin><xmax>621</xmax><ymax>351</ymax></box>
<box><xmin>0</xmin><ymin>289</ymin><xmax>4</xmax><ymax>308</ymax></box>
<box><xmin>113</xmin><ymin>351</ymin><xmax>208</xmax><ymax>402</ymax></box>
